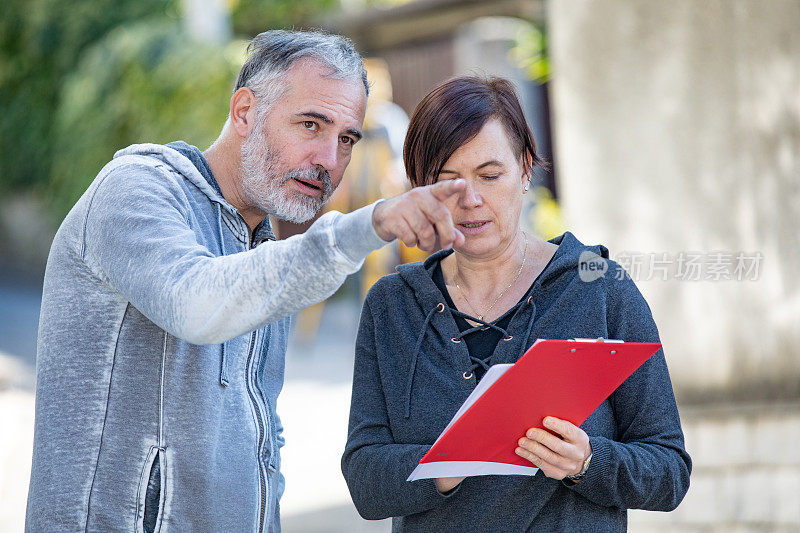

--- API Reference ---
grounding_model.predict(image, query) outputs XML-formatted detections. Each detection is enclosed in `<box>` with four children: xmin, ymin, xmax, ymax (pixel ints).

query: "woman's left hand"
<box><xmin>515</xmin><ymin>416</ymin><xmax>592</xmax><ymax>480</ymax></box>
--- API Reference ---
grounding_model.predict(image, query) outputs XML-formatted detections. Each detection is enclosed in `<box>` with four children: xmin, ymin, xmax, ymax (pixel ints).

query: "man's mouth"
<box><xmin>292</xmin><ymin>177</ymin><xmax>323</xmax><ymax>196</ymax></box>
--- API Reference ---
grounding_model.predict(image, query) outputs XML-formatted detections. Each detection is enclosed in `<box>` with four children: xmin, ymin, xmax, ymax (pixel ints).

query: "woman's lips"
<box><xmin>457</xmin><ymin>220</ymin><xmax>490</xmax><ymax>235</ymax></box>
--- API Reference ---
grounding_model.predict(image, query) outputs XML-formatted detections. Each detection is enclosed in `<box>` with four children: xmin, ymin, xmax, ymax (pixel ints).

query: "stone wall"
<box><xmin>548</xmin><ymin>0</ymin><xmax>800</xmax><ymax>403</ymax></box>
<box><xmin>548</xmin><ymin>1</ymin><xmax>800</xmax><ymax>529</ymax></box>
<box><xmin>630</xmin><ymin>403</ymin><xmax>800</xmax><ymax>532</ymax></box>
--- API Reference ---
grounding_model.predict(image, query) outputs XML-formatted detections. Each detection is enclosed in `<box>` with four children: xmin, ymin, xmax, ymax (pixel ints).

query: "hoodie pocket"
<box><xmin>137</xmin><ymin>446</ymin><xmax>166</xmax><ymax>533</ymax></box>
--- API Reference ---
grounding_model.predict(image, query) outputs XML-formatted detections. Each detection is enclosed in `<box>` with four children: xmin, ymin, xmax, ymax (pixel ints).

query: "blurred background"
<box><xmin>1</xmin><ymin>0</ymin><xmax>798</xmax><ymax>531</ymax></box>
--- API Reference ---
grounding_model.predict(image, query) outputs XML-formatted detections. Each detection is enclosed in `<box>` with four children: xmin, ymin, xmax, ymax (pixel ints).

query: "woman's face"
<box><xmin>436</xmin><ymin>118</ymin><xmax>527</xmax><ymax>259</ymax></box>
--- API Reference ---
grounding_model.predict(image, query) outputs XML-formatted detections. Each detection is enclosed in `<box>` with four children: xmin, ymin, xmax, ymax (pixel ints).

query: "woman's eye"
<box><xmin>482</xmin><ymin>175</ymin><xmax>500</xmax><ymax>180</ymax></box>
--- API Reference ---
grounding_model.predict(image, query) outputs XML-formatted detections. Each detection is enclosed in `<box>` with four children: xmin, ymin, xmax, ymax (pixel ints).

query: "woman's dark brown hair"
<box><xmin>403</xmin><ymin>76</ymin><xmax>544</xmax><ymax>188</ymax></box>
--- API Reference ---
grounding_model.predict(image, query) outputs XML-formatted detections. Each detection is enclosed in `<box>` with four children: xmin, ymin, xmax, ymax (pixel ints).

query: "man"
<box><xmin>26</xmin><ymin>30</ymin><xmax>465</xmax><ymax>532</ymax></box>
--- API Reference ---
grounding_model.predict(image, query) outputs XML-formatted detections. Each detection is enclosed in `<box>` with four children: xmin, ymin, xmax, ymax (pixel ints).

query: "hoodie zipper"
<box><xmin>244</xmin><ymin>229</ymin><xmax>269</xmax><ymax>533</ymax></box>
<box><xmin>245</xmin><ymin>331</ymin><xmax>268</xmax><ymax>533</ymax></box>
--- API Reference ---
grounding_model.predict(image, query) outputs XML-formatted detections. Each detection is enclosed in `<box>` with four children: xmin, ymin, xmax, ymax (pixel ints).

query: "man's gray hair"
<box><xmin>234</xmin><ymin>29</ymin><xmax>369</xmax><ymax>106</ymax></box>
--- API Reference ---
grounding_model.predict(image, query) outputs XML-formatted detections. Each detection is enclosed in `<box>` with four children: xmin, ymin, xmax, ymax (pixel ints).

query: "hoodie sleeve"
<box><xmin>565</xmin><ymin>266</ymin><xmax>692</xmax><ymax>511</ymax></box>
<box><xmin>81</xmin><ymin>162</ymin><xmax>387</xmax><ymax>345</ymax></box>
<box><xmin>341</xmin><ymin>296</ymin><xmax>459</xmax><ymax>521</ymax></box>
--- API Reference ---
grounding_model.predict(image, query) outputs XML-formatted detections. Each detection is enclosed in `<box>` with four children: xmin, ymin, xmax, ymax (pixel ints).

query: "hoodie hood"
<box><xmin>114</xmin><ymin>143</ymin><xmax>276</xmax><ymax>244</ymax></box>
<box><xmin>113</xmin><ymin>143</ymin><xmax>239</xmax><ymax>218</ymax></box>
<box><xmin>393</xmin><ymin>231</ymin><xmax>612</xmax><ymax>418</ymax></box>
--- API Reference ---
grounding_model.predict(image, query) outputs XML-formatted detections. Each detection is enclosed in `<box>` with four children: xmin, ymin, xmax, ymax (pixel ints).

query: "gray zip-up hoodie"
<box><xmin>26</xmin><ymin>143</ymin><xmax>386</xmax><ymax>532</ymax></box>
<box><xmin>342</xmin><ymin>232</ymin><xmax>691</xmax><ymax>532</ymax></box>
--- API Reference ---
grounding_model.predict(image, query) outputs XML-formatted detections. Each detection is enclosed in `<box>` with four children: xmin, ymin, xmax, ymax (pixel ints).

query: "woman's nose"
<box><xmin>459</xmin><ymin>182</ymin><xmax>481</xmax><ymax>208</ymax></box>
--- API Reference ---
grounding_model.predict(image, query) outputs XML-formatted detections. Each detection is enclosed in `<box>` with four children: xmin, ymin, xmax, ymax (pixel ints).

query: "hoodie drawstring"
<box><xmin>449</xmin><ymin>303</ymin><xmax>526</xmax><ymax>377</ymax></box>
<box><xmin>404</xmin><ymin>297</ymin><xmax>533</xmax><ymax>418</ymax></box>
<box><xmin>216</xmin><ymin>204</ymin><xmax>229</xmax><ymax>387</ymax></box>
<box><xmin>404</xmin><ymin>303</ymin><xmax>445</xmax><ymax>418</ymax></box>
<box><xmin>517</xmin><ymin>296</ymin><xmax>537</xmax><ymax>360</ymax></box>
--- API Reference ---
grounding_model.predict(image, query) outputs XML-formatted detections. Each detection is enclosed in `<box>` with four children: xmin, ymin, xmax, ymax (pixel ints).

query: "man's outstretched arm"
<box><xmin>82</xmin><ymin>162</ymin><xmax>464</xmax><ymax>345</ymax></box>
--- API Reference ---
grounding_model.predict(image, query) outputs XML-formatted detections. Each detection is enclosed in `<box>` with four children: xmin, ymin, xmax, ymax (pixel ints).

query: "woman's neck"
<box><xmin>444</xmin><ymin>231</ymin><xmax>530</xmax><ymax>298</ymax></box>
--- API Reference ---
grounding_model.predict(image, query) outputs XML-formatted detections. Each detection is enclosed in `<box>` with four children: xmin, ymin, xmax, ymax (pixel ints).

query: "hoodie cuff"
<box><xmin>562</xmin><ymin>435</ymin><xmax>612</xmax><ymax>497</ymax></box>
<box><xmin>331</xmin><ymin>200</ymin><xmax>389</xmax><ymax>265</ymax></box>
<box><xmin>434</xmin><ymin>479</ymin><xmax>463</xmax><ymax>498</ymax></box>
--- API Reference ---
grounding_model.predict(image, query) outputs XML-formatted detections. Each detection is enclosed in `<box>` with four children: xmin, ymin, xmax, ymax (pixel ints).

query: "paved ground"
<box><xmin>0</xmin><ymin>273</ymin><xmax>389</xmax><ymax>532</ymax></box>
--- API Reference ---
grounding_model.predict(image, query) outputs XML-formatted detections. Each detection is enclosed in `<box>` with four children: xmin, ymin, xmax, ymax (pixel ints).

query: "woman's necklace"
<box><xmin>454</xmin><ymin>235</ymin><xmax>529</xmax><ymax>322</ymax></box>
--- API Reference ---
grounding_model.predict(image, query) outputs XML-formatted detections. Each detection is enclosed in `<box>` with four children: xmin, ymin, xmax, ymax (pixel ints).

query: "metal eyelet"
<box><xmin>451</xmin><ymin>337</ymin><xmax>462</xmax><ymax>343</ymax></box>
<box><xmin>570</xmin><ymin>348</ymin><xmax>577</xmax><ymax>353</ymax></box>
<box><xmin>503</xmin><ymin>335</ymin><xmax>513</xmax><ymax>341</ymax></box>
<box><xmin>526</xmin><ymin>296</ymin><xmax>533</xmax><ymax>305</ymax></box>
<box><xmin>462</xmin><ymin>371</ymin><xmax>473</xmax><ymax>380</ymax></box>
<box><xmin>610</xmin><ymin>350</ymin><xmax>617</xmax><ymax>355</ymax></box>
<box><xmin>436</xmin><ymin>303</ymin><xmax>445</xmax><ymax>313</ymax></box>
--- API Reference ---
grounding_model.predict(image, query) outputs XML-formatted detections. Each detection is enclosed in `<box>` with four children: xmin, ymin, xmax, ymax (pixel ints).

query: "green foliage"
<box><xmin>45</xmin><ymin>21</ymin><xmax>242</xmax><ymax>219</ymax></box>
<box><xmin>510</xmin><ymin>24</ymin><xmax>550</xmax><ymax>85</ymax></box>
<box><xmin>1</xmin><ymin>0</ymin><xmax>350</xmax><ymax>221</ymax></box>
<box><xmin>230</xmin><ymin>0</ymin><xmax>340</xmax><ymax>37</ymax></box>
<box><xmin>526</xmin><ymin>186</ymin><xmax>564</xmax><ymax>241</ymax></box>
<box><xmin>0</xmin><ymin>0</ymin><xmax>179</xmax><ymax>192</ymax></box>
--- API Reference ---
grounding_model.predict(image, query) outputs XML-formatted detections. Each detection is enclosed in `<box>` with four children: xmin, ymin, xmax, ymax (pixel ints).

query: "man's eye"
<box><xmin>303</xmin><ymin>121</ymin><xmax>317</xmax><ymax>130</ymax></box>
<box><xmin>340</xmin><ymin>136</ymin><xmax>353</xmax><ymax>145</ymax></box>
<box><xmin>482</xmin><ymin>175</ymin><xmax>500</xmax><ymax>180</ymax></box>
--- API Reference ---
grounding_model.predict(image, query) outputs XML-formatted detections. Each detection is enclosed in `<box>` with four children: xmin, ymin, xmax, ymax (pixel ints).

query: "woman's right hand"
<box><xmin>435</xmin><ymin>476</ymin><xmax>465</xmax><ymax>493</ymax></box>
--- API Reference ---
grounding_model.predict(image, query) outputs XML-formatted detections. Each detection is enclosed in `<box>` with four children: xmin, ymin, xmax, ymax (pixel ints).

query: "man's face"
<box><xmin>240</xmin><ymin>59</ymin><xmax>366</xmax><ymax>223</ymax></box>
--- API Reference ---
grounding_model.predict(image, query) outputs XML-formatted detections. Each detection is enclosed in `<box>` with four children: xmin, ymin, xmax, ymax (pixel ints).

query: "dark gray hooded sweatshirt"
<box><xmin>342</xmin><ymin>231</ymin><xmax>691</xmax><ymax>532</ymax></box>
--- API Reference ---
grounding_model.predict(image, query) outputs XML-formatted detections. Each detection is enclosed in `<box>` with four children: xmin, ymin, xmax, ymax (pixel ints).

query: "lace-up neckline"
<box><xmin>402</xmin><ymin>262</ymin><xmax>536</xmax><ymax>418</ymax></box>
<box><xmin>434</xmin><ymin>262</ymin><xmax>527</xmax><ymax>378</ymax></box>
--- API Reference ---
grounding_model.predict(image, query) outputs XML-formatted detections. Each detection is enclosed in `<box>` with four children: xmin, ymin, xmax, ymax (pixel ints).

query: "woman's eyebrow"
<box><xmin>475</xmin><ymin>160</ymin><xmax>504</xmax><ymax>170</ymax></box>
<box><xmin>440</xmin><ymin>160</ymin><xmax>504</xmax><ymax>175</ymax></box>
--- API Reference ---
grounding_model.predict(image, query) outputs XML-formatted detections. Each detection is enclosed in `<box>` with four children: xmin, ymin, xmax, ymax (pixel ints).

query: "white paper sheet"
<box><xmin>406</xmin><ymin>343</ymin><xmax>547</xmax><ymax>481</ymax></box>
<box><xmin>408</xmin><ymin>461</ymin><xmax>538</xmax><ymax>481</ymax></box>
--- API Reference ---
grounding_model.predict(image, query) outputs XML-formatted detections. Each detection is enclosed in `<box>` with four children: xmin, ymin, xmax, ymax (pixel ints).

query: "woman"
<box><xmin>342</xmin><ymin>76</ymin><xmax>691</xmax><ymax>531</ymax></box>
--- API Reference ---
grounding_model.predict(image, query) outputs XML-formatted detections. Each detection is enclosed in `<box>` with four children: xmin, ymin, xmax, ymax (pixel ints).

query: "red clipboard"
<box><xmin>407</xmin><ymin>338</ymin><xmax>661</xmax><ymax>480</ymax></box>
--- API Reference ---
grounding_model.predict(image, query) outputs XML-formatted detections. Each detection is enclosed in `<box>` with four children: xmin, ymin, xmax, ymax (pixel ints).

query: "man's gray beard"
<box><xmin>240</xmin><ymin>128</ymin><xmax>334</xmax><ymax>223</ymax></box>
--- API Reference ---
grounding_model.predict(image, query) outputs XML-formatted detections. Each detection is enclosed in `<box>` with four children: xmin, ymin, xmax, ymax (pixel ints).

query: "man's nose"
<box><xmin>310</xmin><ymin>137</ymin><xmax>339</xmax><ymax>171</ymax></box>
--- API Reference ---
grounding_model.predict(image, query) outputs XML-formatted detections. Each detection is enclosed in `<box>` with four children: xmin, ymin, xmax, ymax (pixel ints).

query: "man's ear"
<box><xmin>230</xmin><ymin>87</ymin><xmax>257</xmax><ymax>137</ymax></box>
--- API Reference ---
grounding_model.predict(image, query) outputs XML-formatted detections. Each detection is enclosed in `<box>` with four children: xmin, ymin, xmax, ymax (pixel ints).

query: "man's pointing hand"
<box><xmin>372</xmin><ymin>179</ymin><xmax>466</xmax><ymax>252</ymax></box>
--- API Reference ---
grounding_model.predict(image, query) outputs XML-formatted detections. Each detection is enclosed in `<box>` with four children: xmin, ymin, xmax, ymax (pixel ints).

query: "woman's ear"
<box><xmin>520</xmin><ymin>156</ymin><xmax>532</xmax><ymax>193</ymax></box>
<box><xmin>521</xmin><ymin>148</ymin><xmax>538</xmax><ymax>194</ymax></box>
<box><xmin>520</xmin><ymin>153</ymin><xmax>533</xmax><ymax>185</ymax></box>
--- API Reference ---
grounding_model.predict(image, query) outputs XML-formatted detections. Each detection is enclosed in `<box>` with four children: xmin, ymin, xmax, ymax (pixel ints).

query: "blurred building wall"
<box><xmin>548</xmin><ymin>1</ymin><xmax>800</xmax><ymax>529</ymax></box>
<box><xmin>549</xmin><ymin>0</ymin><xmax>800</xmax><ymax>402</ymax></box>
